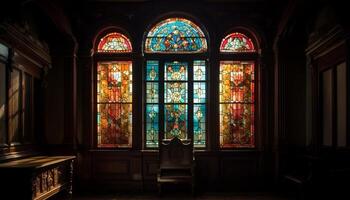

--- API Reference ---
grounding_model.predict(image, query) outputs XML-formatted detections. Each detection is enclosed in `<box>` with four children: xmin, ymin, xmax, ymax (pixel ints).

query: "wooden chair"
<box><xmin>157</xmin><ymin>137</ymin><xmax>195</xmax><ymax>196</ymax></box>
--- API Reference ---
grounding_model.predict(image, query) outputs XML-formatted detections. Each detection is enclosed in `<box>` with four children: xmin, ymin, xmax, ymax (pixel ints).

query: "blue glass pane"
<box><xmin>146</xmin><ymin>82</ymin><xmax>159</xmax><ymax>103</ymax></box>
<box><xmin>146</xmin><ymin>61</ymin><xmax>159</xmax><ymax>81</ymax></box>
<box><xmin>193</xmin><ymin>82</ymin><xmax>206</xmax><ymax>103</ymax></box>
<box><xmin>146</xmin><ymin>104</ymin><xmax>159</xmax><ymax>148</ymax></box>
<box><xmin>145</xmin><ymin>18</ymin><xmax>207</xmax><ymax>53</ymax></box>
<box><xmin>193</xmin><ymin>60</ymin><xmax>206</xmax><ymax>81</ymax></box>
<box><xmin>194</xmin><ymin>104</ymin><xmax>206</xmax><ymax>148</ymax></box>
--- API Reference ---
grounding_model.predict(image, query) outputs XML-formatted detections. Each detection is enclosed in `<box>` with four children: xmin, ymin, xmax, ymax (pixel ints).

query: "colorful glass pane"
<box><xmin>145</xmin><ymin>18</ymin><xmax>207</xmax><ymax>53</ymax></box>
<box><xmin>97</xmin><ymin>62</ymin><xmax>132</xmax><ymax>103</ymax></box>
<box><xmin>219</xmin><ymin>61</ymin><xmax>254</xmax><ymax>103</ymax></box>
<box><xmin>193</xmin><ymin>60</ymin><xmax>206</xmax><ymax>81</ymax></box>
<box><xmin>146</xmin><ymin>82</ymin><xmax>159</xmax><ymax>103</ymax></box>
<box><xmin>165</xmin><ymin>83</ymin><xmax>188</xmax><ymax>103</ymax></box>
<box><xmin>165</xmin><ymin>62</ymin><xmax>188</xmax><ymax>81</ymax></box>
<box><xmin>219</xmin><ymin>61</ymin><xmax>254</xmax><ymax>148</ymax></box>
<box><xmin>219</xmin><ymin>104</ymin><xmax>254</xmax><ymax>148</ymax></box>
<box><xmin>220</xmin><ymin>32</ymin><xmax>255</xmax><ymax>53</ymax></box>
<box><xmin>98</xmin><ymin>32</ymin><xmax>132</xmax><ymax>53</ymax></box>
<box><xmin>146</xmin><ymin>104</ymin><xmax>159</xmax><ymax>148</ymax></box>
<box><xmin>146</xmin><ymin>61</ymin><xmax>159</xmax><ymax>81</ymax></box>
<box><xmin>194</xmin><ymin>104</ymin><xmax>206</xmax><ymax>148</ymax></box>
<box><xmin>97</xmin><ymin>103</ymin><xmax>132</xmax><ymax>147</ymax></box>
<box><xmin>164</xmin><ymin>104</ymin><xmax>187</xmax><ymax>140</ymax></box>
<box><xmin>194</xmin><ymin>82</ymin><xmax>206</xmax><ymax>103</ymax></box>
<box><xmin>97</xmin><ymin>61</ymin><xmax>132</xmax><ymax>148</ymax></box>
<box><xmin>145</xmin><ymin>59</ymin><xmax>207</xmax><ymax>148</ymax></box>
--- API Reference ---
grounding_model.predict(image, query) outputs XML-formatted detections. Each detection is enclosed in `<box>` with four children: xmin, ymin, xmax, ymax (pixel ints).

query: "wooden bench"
<box><xmin>0</xmin><ymin>155</ymin><xmax>76</xmax><ymax>200</ymax></box>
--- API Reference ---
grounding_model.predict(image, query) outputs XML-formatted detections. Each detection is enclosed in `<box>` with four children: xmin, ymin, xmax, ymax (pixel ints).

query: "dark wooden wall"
<box><xmin>2</xmin><ymin>0</ymin><xmax>350</xmax><ymax>196</ymax></box>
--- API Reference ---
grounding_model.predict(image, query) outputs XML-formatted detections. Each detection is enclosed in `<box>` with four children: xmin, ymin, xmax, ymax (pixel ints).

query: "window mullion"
<box><xmin>188</xmin><ymin>60</ymin><xmax>194</xmax><ymax>142</ymax></box>
<box><xmin>159</xmin><ymin>60</ymin><xmax>165</xmax><ymax>143</ymax></box>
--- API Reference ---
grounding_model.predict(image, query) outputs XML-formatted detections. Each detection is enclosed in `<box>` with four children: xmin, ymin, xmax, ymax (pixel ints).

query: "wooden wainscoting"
<box><xmin>79</xmin><ymin>149</ymin><xmax>266</xmax><ymax>192</ymax></box>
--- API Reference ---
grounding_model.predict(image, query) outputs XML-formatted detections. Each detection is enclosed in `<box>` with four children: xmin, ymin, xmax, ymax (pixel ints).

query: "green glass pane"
<box><xmin>146</xmin><ymin>104</ymin><xmax>159</xmax><ymax>148</ymax></box>
<box><xmin>146</xmin><ymin>60</ymin><xmax>159</xmax><ymax>81</ymax></box>
<box><xmin>194</xmin><ymin>82</ymin><xmax>206</xmax><ymax>103</ymax></box>
<box><xmin>193</xmin><ymin>60</ymin><xmax>206</xmax><ymax>81</ymax></box>
<box><xmin>164</xmin><ymin>104</ymin><xmax>187</xmax><ymax>140</ymax></box>
<box><xmin>194</xmin><ymin>104</ymin><xmax>206</xmax><ymax>148</ymax></box>
<box><xmin>146</xmin><ymin>82</ymin><xmax>159</xmax><ymax>103</ymax></box>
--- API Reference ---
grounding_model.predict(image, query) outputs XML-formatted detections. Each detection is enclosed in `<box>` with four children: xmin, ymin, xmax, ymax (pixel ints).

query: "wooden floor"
<box><xmin>73</xmin><ymin>193</ymin><xmax>293</xmax><ymax>200</ymax></box>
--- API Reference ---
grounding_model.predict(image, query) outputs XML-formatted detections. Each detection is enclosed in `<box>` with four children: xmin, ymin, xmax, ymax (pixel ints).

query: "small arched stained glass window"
<box><xmin>145</xmin><ymin>18</ymin><xmax>207</xmax><ymax>53</ymax></box>
<box><xmin>220</xmin><ymin>32</ymin><xmax>255</xmax><ymax>53</ymax></box>
<box><xmin>97</xmin><ymin>32</ymin><xmax>132</xmax><ymax>53</ymax></box>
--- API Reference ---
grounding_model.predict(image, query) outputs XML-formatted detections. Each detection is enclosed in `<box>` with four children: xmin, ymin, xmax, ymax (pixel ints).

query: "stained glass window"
<box><xmin>219</xmin><ymin>61</ymin><xmax>255</xmax><ymax>148</ymax></box>
<box><xmin>146</xmin><ymin>61</ymin><xmax>159</xmax><ymax>148</ymax></box>
<box><xmin>97</xmin><ymin>32</ymin><xmax>132</xmax><ymax>53</ymax></box>
<box><xmin>97</xmin><ymin>61</ymin><xmax>132</xmax><ymax>147</ymax></box>
<box><xmin>145</xmin><ymin>60</ymin><xmax>207</xmax><ymax>148</ymax></box>
<box><xmin>193</xmin><ymin>60</ymin><xmax>206</xmax><ymax>147</ymax></box>
<box><xmin>145</xmin><ymin>18</ymin><xmax>207</xmax><ymax>53</ymax></box>
<box><xmin>220</xmin><ymin>32</ymin><xmax>255</xmax><ymax>53</ymax></box>
<box><xmin>164</xmin><ymin>61</ymin><xmax>188</xmax><ymax>140</ymax></box>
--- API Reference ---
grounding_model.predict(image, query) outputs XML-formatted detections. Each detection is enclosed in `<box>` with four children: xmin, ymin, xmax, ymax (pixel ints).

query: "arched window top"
<box><xmin>97</xmin><ymin>32</ymin><xmax>132</xmax><ymax>53</ymax></box>
<box><xmin>220</xmin><ymin>32</ymin><xmax>255</xmax><ymax>53</ymax></box>
<box><xmin>145</xmin><ymin>18</ymin><xmax>208</xmax><ymax>53</ymax></box>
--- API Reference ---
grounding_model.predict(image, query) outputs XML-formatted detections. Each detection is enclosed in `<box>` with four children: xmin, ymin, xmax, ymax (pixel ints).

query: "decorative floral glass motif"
<box><xmin>98</xmin><ymin>32</ymin><xmax>132</xmax><ymax>53</ymax></box>
<box><xmin>220</xmin><ymin>32</ymin><xmax>255</xmax><ymax>53</ymax></box>
<box><xmin>164</xmin><ymin>61</ymin><xmax>188</xmax><ymax>140</ymax></box>
<box><xmin>146</xmin><ymin>60</ymin><xmax>159</xmax><ymax>81</ymax></box>
<box><xmin>165</xmin><ymin>61</ymin><xmax>188</xmax><ymax>81</ymax></box>
<box><xmin>97</xmin><ymin>61</ymin><xmax>132</xmax><ymax>147</ymax></box>
<box><xmin>146</xmin><ymin>104</ymin><xmax>159</xmax><ymax>148</ymax></box>
<box><xmin>145</xmin><ymin>18</ymin><xmax>207</xmax><ymax>53</ymax></box>
<box><xmin>165</xmin><ymin>104</ymin><xmax>188</xmax><ymax>140</ymax></box>
<box><xmin>219</xmin><ymin>61</ymin><xmax>255</xmax><ymax>148</ymax></box>
<box><xmin>144</xmin><ymin>60</ymin><xmax>207</xmax><ymax>148</ymax></box>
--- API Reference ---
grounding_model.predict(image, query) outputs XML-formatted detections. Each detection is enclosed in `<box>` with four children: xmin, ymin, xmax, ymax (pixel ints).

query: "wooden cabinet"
<box><xmin>0</xmin><ymin>156</ymin><xmax>75</xmax><ymax>200</ymax></box>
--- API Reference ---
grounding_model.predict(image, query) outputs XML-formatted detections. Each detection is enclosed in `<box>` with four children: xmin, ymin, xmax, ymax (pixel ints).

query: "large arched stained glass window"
<box><xmin>144</xmin><ymin>18</ymin><xmax>208</xmax><ymax>149</ymax></box>
<box><xmin>219</xmin><ymin>32</ymin><xmax>256</xmax><ymax>148</ymax></box>
<box><xmin>145</xmin><ymin>18</ymin><xmax>207</xmax><ymax>53</ymax></box>
<box><xmin>96</xmin><ymin>31</ymin><xmax>133</xmax><ymax>148</ymax></box>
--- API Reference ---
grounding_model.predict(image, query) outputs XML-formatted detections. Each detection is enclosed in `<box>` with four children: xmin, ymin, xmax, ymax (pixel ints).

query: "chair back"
<box><xmin>159</xmin><ymin>137</ymin><xmax>193</xmax><ymax>168</ymax></box>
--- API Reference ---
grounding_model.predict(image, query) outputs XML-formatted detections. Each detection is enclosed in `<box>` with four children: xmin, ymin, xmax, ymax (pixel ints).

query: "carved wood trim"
<box><xmin>0</xmin><ymin>23</ymin><xmax>51</xmax><ymax>68</ymax></box>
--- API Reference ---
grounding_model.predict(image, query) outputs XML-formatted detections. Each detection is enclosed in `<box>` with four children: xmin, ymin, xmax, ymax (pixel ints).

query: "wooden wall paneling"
<box><xmin>194</xmin><ymin>152</ymin><xmax>220</xmax><ymax>190</ymax></box>
<box><xmin>142</xmin><ymin>151</ymin><xmax>158</xmax><ymax>191</ymax></box>
<box><xmin>90</xmin><ymin>151</ymin><xmax>143</xmax><ymax>191</ymax></box>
